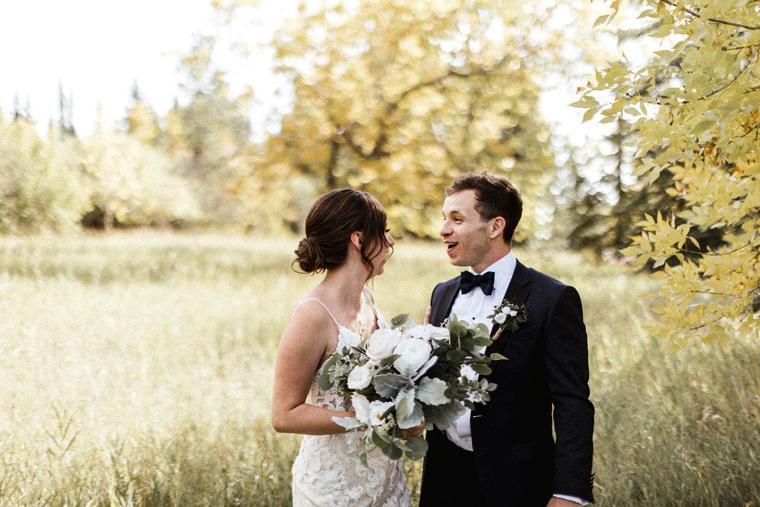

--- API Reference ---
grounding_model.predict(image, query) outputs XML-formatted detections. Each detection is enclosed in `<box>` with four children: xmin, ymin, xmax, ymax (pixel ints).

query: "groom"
<box><xmin>419</xmin><ymin>173</ymin><xmax>594</xmax><ymax>506</ymax></box>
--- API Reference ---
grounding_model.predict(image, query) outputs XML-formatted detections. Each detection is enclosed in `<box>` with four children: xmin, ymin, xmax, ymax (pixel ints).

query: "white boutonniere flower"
<box><xmin>488</xmin><ymin>300</ymin><xmax>528</xmax><ymax>342</ymax></box>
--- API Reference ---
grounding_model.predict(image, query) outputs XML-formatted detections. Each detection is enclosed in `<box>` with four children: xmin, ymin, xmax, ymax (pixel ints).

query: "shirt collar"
<box><xmin>468</xmin><ymin>251</ymin><xmax>516</xmax><ymax>296</ymax></box>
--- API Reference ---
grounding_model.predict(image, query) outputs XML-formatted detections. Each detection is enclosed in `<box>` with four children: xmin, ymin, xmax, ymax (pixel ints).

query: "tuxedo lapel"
<box><xmin>489</xmin><ymin>260</ymin><xmax>530</xmax><ymax>337</ymax></box>
<box><xmin>432</xmin><ymin>280</ymin><xmax>460</xmax><ymax>326</ymax></box>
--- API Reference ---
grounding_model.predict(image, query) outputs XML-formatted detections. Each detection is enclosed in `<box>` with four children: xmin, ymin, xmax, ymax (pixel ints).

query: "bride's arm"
<box><xmin>271</xmin><ymin>302</ymin><xmax>354</xmax><ymax>435</ymax></box>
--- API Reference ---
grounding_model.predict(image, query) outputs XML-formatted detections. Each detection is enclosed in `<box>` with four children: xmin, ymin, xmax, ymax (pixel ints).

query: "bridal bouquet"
<box><xmin>319</xmin><ymin>314</ymin><xmax>506</xmax><ymax>463</ymax></box>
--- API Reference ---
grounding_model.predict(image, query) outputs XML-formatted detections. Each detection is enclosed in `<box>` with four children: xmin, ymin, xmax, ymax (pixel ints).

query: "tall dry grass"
<box><xmin>0</xmin><ymin>232</ymin><xmax>757</xmax><ymax>506</ymax></box>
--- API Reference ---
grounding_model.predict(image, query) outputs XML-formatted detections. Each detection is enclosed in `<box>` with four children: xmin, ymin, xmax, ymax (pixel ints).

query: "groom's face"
<box><xmin>440</xmin><ymin>190</ymin><xmax>490</xmax><ymax>269</ymax></box>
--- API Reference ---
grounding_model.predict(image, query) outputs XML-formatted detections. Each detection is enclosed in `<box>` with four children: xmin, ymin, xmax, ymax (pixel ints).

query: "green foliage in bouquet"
<box><xmin>318</xmin><ymin>314</ymin><xmax>507</xmax><ymax>463</ymax></box>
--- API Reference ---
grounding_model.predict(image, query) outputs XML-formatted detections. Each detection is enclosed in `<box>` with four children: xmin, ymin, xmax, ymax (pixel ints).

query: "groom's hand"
<box><xmin>547</xmin><ymin>497</ymin><xmax>581</xmax><ymax>507</ymax></box>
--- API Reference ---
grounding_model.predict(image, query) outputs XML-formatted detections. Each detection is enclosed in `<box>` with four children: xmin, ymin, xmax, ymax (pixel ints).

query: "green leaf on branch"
<box><xmin>470</xmin><ymin>363</ymin><xmax>492</xmax><ymax>376</ymax></box>
<box><xmin>373</xmin><ymin>374</ymin><xmax>409</xmax><ymax>398</ymax></box>
<box><xmin>391</xmin><ymin>314</ymin><xmax>410</xmax><ymax>328</ymax></box>
<box><xmin>402</xmin><ymin>436</ymin><xmax>428</xmax><ymax>460</ymax></box>
<box><xmin>317</xmin><ymin>354</ymin><xmax>337</xmax><ymax>390</ymax></box>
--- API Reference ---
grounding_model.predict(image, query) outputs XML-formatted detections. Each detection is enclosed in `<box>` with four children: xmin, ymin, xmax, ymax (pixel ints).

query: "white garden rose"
<box><xmin>406</xmin><ymin>324</ymin><xmax>450</xmax><ymax>342</ymax></box>
<box><xmin>494</xmin><ymin>312</ymin><xmax>507</xmax><ymax>324</ymax></box>
<box><xmin>366</xmin><ymin>328</ymin><xmax>403</xmax><ymax>361</ymax></box>
<box><xmin>460</xmin><ymin>364</ymin><xmax>478</xmax><ymax>381</ymax></box>
<box><xmin>337</xmin><ymin>327</ymin><xmax>362</xmax><ymax>350</ymax></box>
<box><xmin>508</xmin><ymin>309</ymin><xmax>518</xmax><ymax>317</ymax></box>
<box><xmin>393</xmin><ymin>338</ymin><xmax>432</xmax><ymax>377</ymax></box>
<box><xmin>347</xmin><ymin>364</ymin><xmax>373</xmax><ymax>390</ymax></box>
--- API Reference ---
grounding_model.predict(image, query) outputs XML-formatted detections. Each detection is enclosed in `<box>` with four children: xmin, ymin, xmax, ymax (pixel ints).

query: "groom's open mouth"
<box><xmin>446</xmin><ymin>242</ymin><xmax>459</xmax><ymax>254</ymax></box>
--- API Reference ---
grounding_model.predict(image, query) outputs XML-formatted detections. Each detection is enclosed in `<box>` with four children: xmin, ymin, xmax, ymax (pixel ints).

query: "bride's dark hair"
<box><xmin>294</xmin><ymin>188</ymin><xmax>392</xmax><ymax>277</ymax></box>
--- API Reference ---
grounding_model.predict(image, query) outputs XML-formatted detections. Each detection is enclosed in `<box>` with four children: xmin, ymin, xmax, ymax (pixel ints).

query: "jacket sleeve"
<box><xmin>544</xmin><ymin>285</ymin><xmax>595</xmax><ymax>502</ymax></box>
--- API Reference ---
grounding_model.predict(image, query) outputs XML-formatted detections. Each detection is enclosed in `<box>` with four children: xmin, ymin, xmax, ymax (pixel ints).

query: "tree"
<box><xmin>0</xmin><ymin>118</ymin><xmax>87</xmax><ymax>233</ymax></box>
<box><xmin>125</xmin><ymin>81</ymin><xmax>161</xmax><ymax>146</ymax></box>
<box><xmin>57</xmin><ymin>82</ymin><xmax>77</xmax><ymax>138</ymax></box>
<box><xmin>226</xmin><ymin>0</ymin><xmax>559</xmax><ymax>238</ymax></box>
<box><xmin>172</xmin><ymin>34</ymin><xmax>254</xmax><ymax>225</ymax></box>
<box><xmin>578</xmin><ymin>0</ymin><xmax>759</xmax><ymax>347</ymax></box>
<box><xmin>80</xmin><ymin>126</ymin><xmax>201</xmax><ymax>230</ymax></box>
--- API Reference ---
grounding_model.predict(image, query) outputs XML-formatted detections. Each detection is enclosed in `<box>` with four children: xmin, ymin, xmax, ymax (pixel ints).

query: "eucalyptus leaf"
<box><xmin>416</xmin><ymin>377</ymin><xmax>450</xmax><ymax>406</ymax></box>
<box><xmin>470</xmin><ymin>363</ymin><xmax>492</xmax><ymax>375</ymax></box>
<box><xmin>447</xmin><ymin>316</ymin><xmax>466</xmax><ymax>338</ymax></box>
<box><xmin>332</xmin><ymin>416</ymin><xmax>362</xmax><ymax>430</ymax></box>
<box><xmin>489</xmin><ymin>352</ymin><xmax>508</xmax><ymax>361</ymax></box>
<box><xmin>391</xmin><ymin>314</ymin><xmax>410</xmax><ymax>328</ymax></box>
<box><xmin>446</xmin><ymin>349</ymin><xmax>467</xmax><ymax>362</ymax></box>
<box><xmin>395</xmin><ymin>389</ymin><xmax>416</xmax><ymax>419</ymax></box>
<box><xmin>373</xmin><ymin>374</ymin><xmax>409</xmax><ymax>398</ymax></box>
<box><xmin>372</xmin><ymin>429</ymin><xmax>389</xmax><ymax>447</ymax></box>
<box><xmin>424</xmin><ymin>401</ymin><xmax>466</xmax><ymax>430</ymax></box>
<box><xmin>380</xmin><ymin>442</ymin><xmax>402</xmax><ymax>460</ymax></box>
<box><xmin>379</xmin><ymin>354</ymin><xmax>401</xmax><ymax>368</ymax></box>
<box><xmin>471</xmin><ymin>336</ymin><xmax>492</xmax><ymax>347</ymax></box>
<box><xmin>397</xmin><ymin>402</ymin><xmax>424</xmax><ymax>429</ymax></box>
<box><xmin>403</xmin><ymin>436</ymin><xmax>428</xmax><ymax>460</ymax></box>
<box><xmin>317</xmin><ymin>355</ymin><xmax>338</xmax><ymax>390</ymax></box>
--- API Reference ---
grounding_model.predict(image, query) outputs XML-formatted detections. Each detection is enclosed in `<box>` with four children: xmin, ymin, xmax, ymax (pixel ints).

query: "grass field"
<box><xmin>0</xmin><ymin>232</ymin><xmax>757</xmax><ymax>506</ymax></box>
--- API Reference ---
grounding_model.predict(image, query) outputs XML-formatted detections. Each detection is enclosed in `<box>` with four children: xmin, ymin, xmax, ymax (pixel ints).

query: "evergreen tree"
<box><xmin>124</xmin><ymin>81</ymin><xmax>161</xmax><ymax>146</ymax></box>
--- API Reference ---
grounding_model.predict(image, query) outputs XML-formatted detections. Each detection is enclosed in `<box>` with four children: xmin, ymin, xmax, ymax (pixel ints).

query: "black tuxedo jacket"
<box><xmin>419</xmin><ymin>260</ymin><xmax>595</xmax><ymax>506</ymax></box>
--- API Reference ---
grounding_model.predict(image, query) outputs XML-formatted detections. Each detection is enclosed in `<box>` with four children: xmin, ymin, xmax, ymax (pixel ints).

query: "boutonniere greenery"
<box><xmin>488</xmin><ymin>301</ymin><xmax>528</xmax><ymax>341</ymax></box>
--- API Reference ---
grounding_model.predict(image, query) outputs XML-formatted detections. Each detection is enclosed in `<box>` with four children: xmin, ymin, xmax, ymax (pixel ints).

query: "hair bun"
<box><xmin>294</xmin><ymin>236</ymin><xmax>324</xmax><ymax>273</ymax></box>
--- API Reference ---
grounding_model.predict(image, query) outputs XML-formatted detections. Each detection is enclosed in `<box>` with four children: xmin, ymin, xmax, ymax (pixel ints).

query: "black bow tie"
<box><xmin>459</xmin><ymin>271</ymin><xmax>495</xmax><ymax>296</ymax></box>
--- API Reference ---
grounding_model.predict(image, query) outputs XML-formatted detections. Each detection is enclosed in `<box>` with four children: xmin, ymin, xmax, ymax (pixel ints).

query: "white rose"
<box><xmin>366</xmin><ymin>328</ymin><xmax>403</xmax><ymax>361</ymax></box>
<box><xmin>369</xmin><ymin>400</ymin><xmax>395</xmax><ymax>426</ymax></box>
<box><xmin>460</xmin><ymin>364</ymin><xmax>478</xmax><ymax>381</ymax></box>
<box><xmin>494</xmin><ymin>312</ymin><xmax>507</xmax><ymax>324</ymax></box>
<box><xmin>393</xmin><ymin>338</ymin><xmax>432</xmax><ymax>377</ymax></box>
<box><xmin>347</xmin><ymin>364</ymin><xmax>373</xmax><ymax>390</ymax></box>
<box><xmin>407</xmin><ymin>324</ymin><xmax>450</xmax><ymax>342</ymax></box>
<box><xmin>337</xmin><ymin>327</ymin><xmax>361</xmax><ymax>350</ymax></box>
<box><xmin>509</xmin><ymin>309</ymin><xmax>518</xmax><ymax>317</ymax></box>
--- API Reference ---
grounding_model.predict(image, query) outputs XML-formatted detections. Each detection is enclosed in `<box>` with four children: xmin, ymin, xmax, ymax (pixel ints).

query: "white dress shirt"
<box><xmin>444</xmin><ymin>251</ymin><xmax>588</xmax><ymax>506</ymax></box>
<box><xmin>445</xmin><ymin>251</ymin><xmax>516</xmax><ymax>450</ymax></box>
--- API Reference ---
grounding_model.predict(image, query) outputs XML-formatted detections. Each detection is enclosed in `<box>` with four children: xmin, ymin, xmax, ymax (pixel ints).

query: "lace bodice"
<box><xmin>291</xmin><ymin>294</ymin><xmax>409</xmax><ymax>507</ymax></box>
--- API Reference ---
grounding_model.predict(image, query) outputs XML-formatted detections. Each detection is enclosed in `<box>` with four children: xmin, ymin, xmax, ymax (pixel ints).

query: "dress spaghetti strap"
<box><xmin>362</xmin><ymin>289</ymin><xmax>389</xmax><ymax>329</ymax></box>
<box><xmin>361</xmin><ymin>289</ymin><xmax>378</xmax><ymax>318</ymax></box>
<box><xmin>299</xmin><ymin>297</ymin><xmax>344</xmax><ymax>329</ymax></box>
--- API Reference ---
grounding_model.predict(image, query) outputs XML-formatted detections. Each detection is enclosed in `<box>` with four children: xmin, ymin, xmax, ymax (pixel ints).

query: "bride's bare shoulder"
<box><xmin>282</xmin><ymin>296</ymin><xmax>336</xmax><ymax>339</ymax></box>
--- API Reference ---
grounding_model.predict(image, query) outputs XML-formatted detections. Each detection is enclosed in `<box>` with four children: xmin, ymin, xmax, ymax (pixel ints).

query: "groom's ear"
<box><xmin>489</xmin><ymin>217</ymin><xmax>506</xmax><ymax>240</ymax></box>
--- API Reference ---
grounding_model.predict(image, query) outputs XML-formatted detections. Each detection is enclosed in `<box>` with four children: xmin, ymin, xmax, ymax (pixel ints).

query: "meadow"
<box><xmin>0</xmin><ymin>232</ymin><xmax>757</xmax><ymax>506</ymax></box>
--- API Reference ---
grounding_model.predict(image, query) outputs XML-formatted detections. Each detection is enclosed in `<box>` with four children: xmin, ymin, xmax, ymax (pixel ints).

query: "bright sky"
<box><xmin>0</xmin><ymin>0</ymin><xmax>637</xmax><ymax>163</ymax></box>
<box><xmin>0</xmin><ymin>0</ymin><xmax>296</xmax><ymax>137</ymax></box>
<box><xmin>0</xmin><ymin>1</ymin><xmax>211</xmax><ymax>133</ymax></box>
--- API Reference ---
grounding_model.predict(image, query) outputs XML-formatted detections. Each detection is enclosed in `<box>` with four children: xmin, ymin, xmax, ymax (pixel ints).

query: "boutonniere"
<box><xmin>488</xmin><ymin>301</ymin><xmax>528</xmax><ymax>342</ymax></box>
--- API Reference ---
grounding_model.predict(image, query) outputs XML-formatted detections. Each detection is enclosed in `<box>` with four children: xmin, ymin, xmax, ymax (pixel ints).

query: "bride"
<box><xmin>271</xmin><ymin>188</ymin><xmax>415</xmax><ymax>506</ymax></box>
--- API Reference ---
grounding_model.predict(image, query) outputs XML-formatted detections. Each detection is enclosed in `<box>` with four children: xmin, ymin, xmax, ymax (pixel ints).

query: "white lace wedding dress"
<box><xmin>291</xmin><ymin>296</ymin><xmax>410</xmax><ymax>507</ymax></box>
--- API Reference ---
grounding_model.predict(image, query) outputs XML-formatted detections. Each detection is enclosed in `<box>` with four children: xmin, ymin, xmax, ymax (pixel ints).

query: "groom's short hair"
<box><xmin>446</xmin><ymin>172</ymin><xmax>522</xmax><ymax>244</ymax></box>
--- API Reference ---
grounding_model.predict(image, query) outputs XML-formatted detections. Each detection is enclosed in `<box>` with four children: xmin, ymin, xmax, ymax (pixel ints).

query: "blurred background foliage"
<box><xmin>0</xmin><ymin>0</ymin><xmax>650</xmax><ymax>248</ymax></box>
<box><xmin>0</xmin><ymin>0</ymin><xmax>756</xmax><ymax>337</ymax></box>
